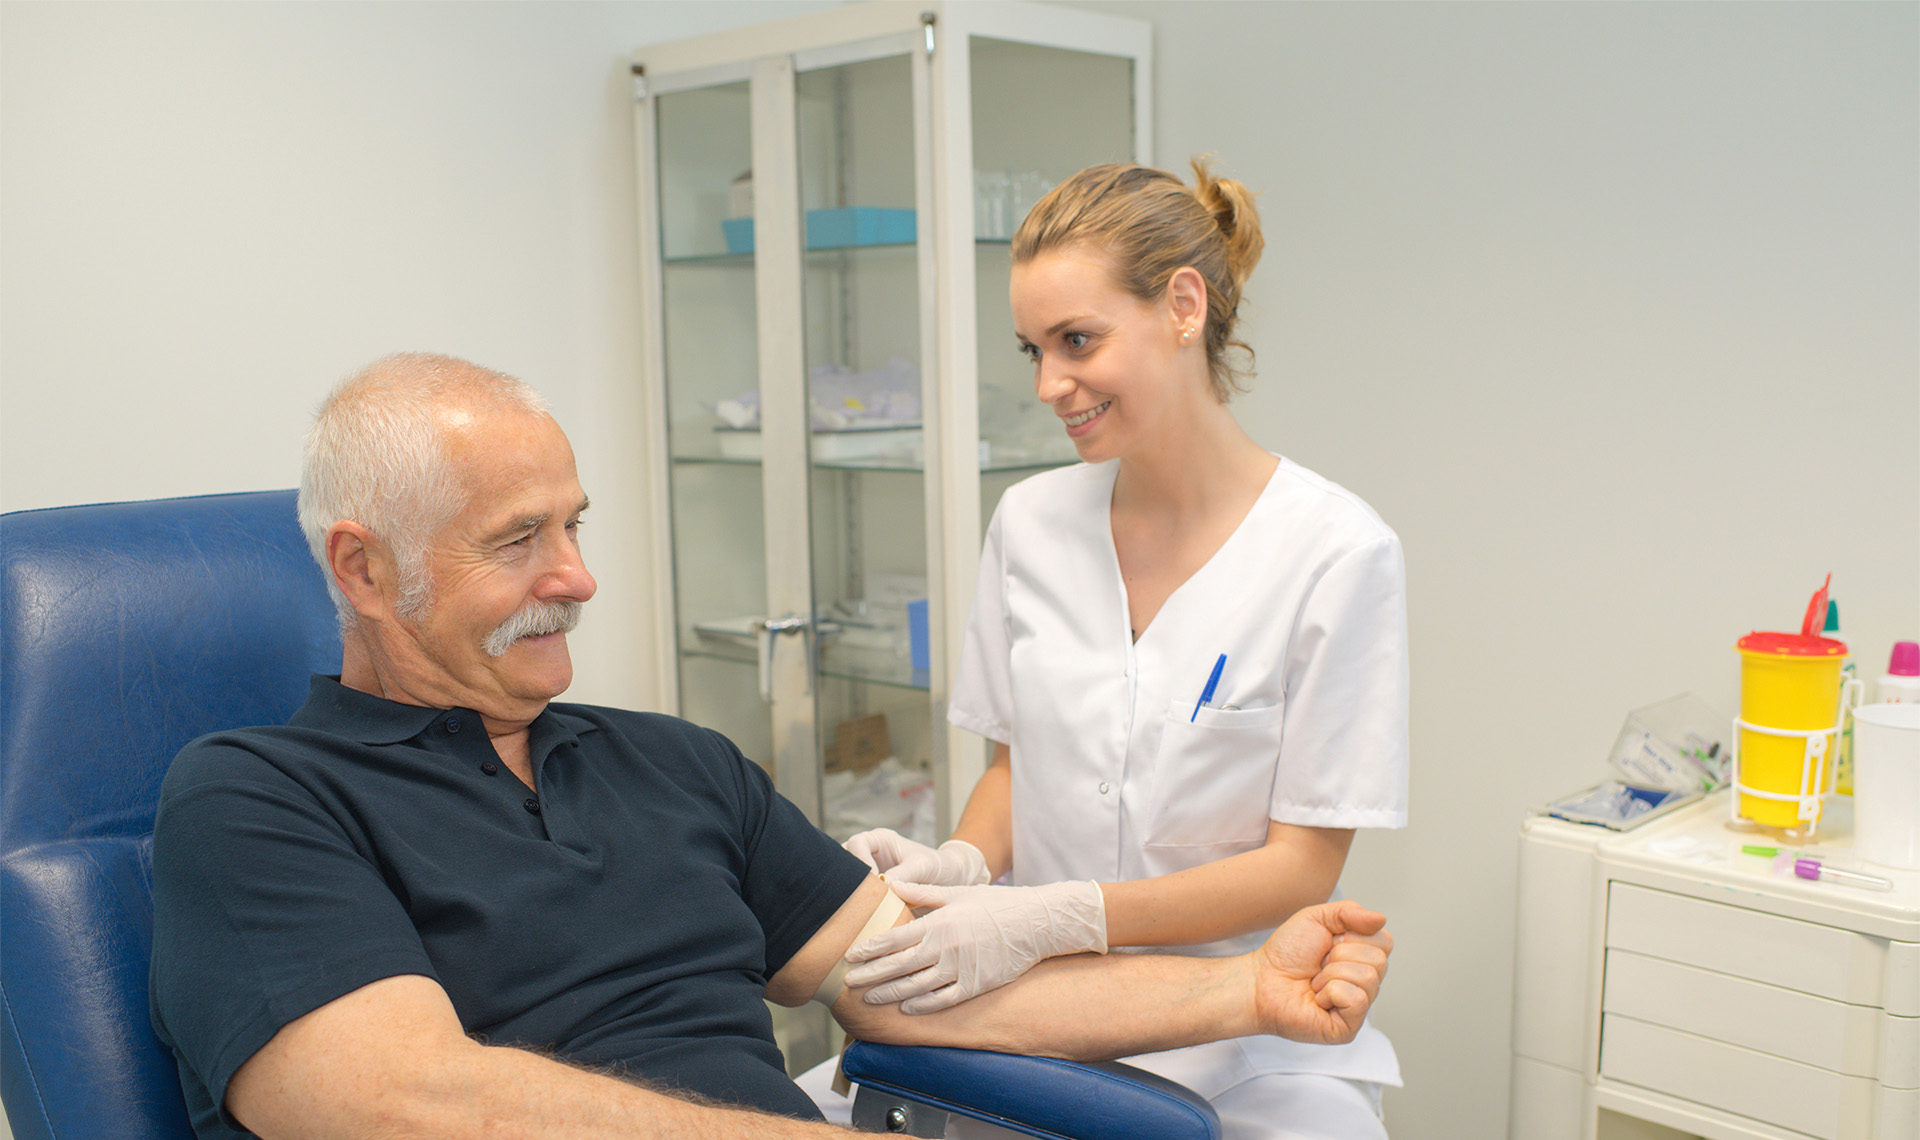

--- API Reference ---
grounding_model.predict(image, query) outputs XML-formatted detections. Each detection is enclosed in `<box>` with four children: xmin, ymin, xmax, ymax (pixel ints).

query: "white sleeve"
<box><xmin>1269</xmin><ymin>533</ymin><xmax>1410</xmax><ymax>829</ymax></box>
<box><xmin>946</xmin><ymin>503</ymin><xmax>1014</xmax><ymax>744</ymax></box>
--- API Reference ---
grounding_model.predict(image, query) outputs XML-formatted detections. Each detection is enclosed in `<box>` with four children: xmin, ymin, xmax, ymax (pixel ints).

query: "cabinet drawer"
<box><xmin>1604</xmin><ymin>949</ymin><xmax>1920</xmax><ymax>1082</ymax></box>
<box><xmin>1600</xmin><ymin>1014</ymin><xmax>1882</xmax><ymax>1139</ymax></box>
<box><xmin>1607</xmin><ymin>883</ymin><xmax>1918</xmax><ymax>1013</ymax></box>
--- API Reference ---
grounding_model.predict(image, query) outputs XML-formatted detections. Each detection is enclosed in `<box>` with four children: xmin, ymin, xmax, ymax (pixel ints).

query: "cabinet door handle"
<box><xmin>758</xmin><ymin>614</ymin><xmax>812</xmax><ymax>701</ymax></box>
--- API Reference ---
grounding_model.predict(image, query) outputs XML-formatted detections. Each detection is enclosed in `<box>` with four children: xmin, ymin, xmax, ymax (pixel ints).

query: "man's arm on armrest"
<box><xmin>826</xmin><ymin>898</ymin><xmax>1392</xmax><ymax>1062</ymax></box>
<box><xmin>225</xmin><ymin>974</ymin><xmax>851</xmax><ymax>1140</ymax></box>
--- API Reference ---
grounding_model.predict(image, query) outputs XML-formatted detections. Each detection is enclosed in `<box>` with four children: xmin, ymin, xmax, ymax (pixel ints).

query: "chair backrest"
<box><xmin>1</xmin><ymin>491</ymin><xmax>341</xmax><ymax>1140</ymax></box>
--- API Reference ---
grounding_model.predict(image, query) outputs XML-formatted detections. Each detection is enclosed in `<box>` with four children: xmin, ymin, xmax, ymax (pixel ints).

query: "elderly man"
<box><xmin>149</xmin><ymin>353</ymin><xmax>1392</xmax><ymax>1140</ymax></box>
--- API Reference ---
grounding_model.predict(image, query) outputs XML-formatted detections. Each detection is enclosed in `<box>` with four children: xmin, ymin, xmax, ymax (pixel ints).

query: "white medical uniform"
<box><xmin>946</xmin><ymin>456</ymin><xmax>1409</xmax><ymax>1137</ymax></box>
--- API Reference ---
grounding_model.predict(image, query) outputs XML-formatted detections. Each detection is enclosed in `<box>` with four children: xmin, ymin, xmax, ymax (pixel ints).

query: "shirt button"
<box><xmin>1098</xmin><ymin>781</ymin><xmax>1110</xmax><ymax>795</ymax></box>
<box><xmin>444</xmin><ymin>717</ymin><xmax>462</xmax><ymax>734</ymax></box>
<box><xmin>523</xmin><ymin>797</ymin><xmax>541</xmax><ymax>815</ymax></box>
<box><xmin>481</xmin><ymin>762</ymin><xmax>498</xmax><ymax>776</ymax></box>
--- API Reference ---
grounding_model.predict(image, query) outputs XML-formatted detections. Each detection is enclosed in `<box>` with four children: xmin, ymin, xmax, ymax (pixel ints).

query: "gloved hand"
<box><xmin>843</xmin><ymin>829</ymin><xmax>989</xmax><ymax>888</ymax></box>
<box><xmin>842</xmin><ymin>878</ymin><xmax>1108</xmax><ymax>1014</ymax></box>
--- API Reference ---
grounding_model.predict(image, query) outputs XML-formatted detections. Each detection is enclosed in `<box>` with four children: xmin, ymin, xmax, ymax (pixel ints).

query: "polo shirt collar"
<box><xmin>292</xmin><ymin>674</ymin><xmax>598</xmax><ymax>751</ymax></box>
<box><xmin>531</xmin><ymin>705</ymin><xmax>596</xmax><ymax>758</ymax></box>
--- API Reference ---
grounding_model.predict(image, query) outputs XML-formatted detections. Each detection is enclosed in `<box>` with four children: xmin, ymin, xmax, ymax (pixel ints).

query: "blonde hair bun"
<box><xmin>1189</xmin><ymin>156</ymin><xmax>1265</xmax><ymax>296</ymax></box>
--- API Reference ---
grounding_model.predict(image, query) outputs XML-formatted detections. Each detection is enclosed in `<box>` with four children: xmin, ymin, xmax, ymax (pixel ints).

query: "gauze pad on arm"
<box><xmin>813</xmin><ymin>887</ymin><xmax>910</xmax><ymax>1006</ymax></box>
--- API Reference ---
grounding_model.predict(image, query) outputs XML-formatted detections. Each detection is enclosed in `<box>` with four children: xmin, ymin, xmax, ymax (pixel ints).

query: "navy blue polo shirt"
<box><xmin>150</xmin><ymin>675</ymin><xmax>868</xmax><ymax>1138</ymax></box>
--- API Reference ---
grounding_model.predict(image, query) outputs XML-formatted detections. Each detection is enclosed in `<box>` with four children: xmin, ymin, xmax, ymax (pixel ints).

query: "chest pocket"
<box><xmin>1145</xmin><ymin>698</ymin><xmax>1284</xmax><ymax>849</ymax></box>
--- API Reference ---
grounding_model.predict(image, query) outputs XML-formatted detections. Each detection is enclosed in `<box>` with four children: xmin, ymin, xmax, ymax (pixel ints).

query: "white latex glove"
<box><xmin>842</xmin><ymin>878</ymin><xmax>1107</xmax><ymax>1014</ymax></box>
<box><xmin>842</xmin><ymin>829</ymin><xmax>989</xmax><ymax>888</ymax></box>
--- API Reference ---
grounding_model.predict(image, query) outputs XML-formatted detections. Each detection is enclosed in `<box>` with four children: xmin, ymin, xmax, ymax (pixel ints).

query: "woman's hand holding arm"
<box><xmin>841</xmin><ymin>878</ymin><xmax>1107</xmax><ymax>1013</ymax></box>
<box><xmin>842</xmin><ymin>829</ymin><xmax>989</xmax><ymax>887</ymax></box>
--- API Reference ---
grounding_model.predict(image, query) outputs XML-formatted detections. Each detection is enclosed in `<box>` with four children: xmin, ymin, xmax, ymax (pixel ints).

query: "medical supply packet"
<box><xmin>1606</xmin><ymin>693</ymin><xmax>1728</xmax><ymax>792</ymax></box>
<box><xmin>1543</xmin><ymin>779</ymin><xmax>1703</xmax><ymax>830</ymax></box>
<box><xmin>1539</xmin><ymin>693</ymin><xmax>1728</xmax><ymax>830</ymax></box>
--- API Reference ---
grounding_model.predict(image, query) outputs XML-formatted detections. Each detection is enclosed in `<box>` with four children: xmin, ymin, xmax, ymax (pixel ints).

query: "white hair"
<box><xmin>298</xmin><ymin>352</ymin><xmax>551</xmax><ymax>632</ymax></box>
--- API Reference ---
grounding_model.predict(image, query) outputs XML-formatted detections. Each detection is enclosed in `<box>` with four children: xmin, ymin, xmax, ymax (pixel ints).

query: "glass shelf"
<box><xmin>664</xmin><ymin>240</ymin><xmax>918</xmax><ymax>268</ymax></box>
<box><xmin>669</xmin><ymin>451</ymin><xmax>1077</xmax><ymax>475</ymax></box>
<box><xmin>680</xmin><ymin>642</ymin><xmax>931</xmax><ymax>692</ymax></box>
<box><xmin>661</xmin><ymin>251</ymin><xmax>753</xmax><ymax>267</ymax></box>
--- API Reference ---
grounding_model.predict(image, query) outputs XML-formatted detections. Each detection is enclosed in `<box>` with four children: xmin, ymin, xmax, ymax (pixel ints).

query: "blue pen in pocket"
<box><xmin>1191</xmin><ymin>654</ymin><xmax>1227</xmax><ymax>721</ymax></box>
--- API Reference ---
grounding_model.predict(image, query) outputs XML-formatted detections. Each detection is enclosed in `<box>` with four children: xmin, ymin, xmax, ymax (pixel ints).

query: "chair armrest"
<box><xmin>841</xmin><ymin>1041</ymin><xmax>1220</xmax><ymax>1140</ymax></box>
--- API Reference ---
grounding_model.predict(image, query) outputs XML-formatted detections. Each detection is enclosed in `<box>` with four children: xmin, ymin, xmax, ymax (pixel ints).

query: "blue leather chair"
<box><xmin>0</xmin><ymin>491</ymin><xmax>1216</xmax><ymax>1140</ymax></box>
<box><xmin>1</xmin><ymin>491</ymin><xmax>341</xmax><ymax>1140</ymax></box>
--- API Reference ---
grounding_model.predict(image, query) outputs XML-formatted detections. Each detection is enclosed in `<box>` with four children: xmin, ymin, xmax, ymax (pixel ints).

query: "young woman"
<box><xmin>840</xmin><ymin>161</ymin><xmax>1409</xmax><ymax>1138</ymax></box>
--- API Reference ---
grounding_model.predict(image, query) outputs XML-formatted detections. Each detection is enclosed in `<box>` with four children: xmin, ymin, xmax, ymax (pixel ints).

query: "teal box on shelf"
<box><xmin>719</xmin><ymin>208</ymin><xmax>916</xmax><ymax>255</ymax></box>
<box><xmin>809</xmin><ymin>207</ymin><xmax>916</xmax><ymax>247</ymax></box>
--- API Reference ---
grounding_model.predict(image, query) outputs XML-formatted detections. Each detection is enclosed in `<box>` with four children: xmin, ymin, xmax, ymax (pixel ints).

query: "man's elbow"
<box><xmin>831</xmin><ymin>984</ymin><xmax>969</xmax><ymax>1049</ymax></box>
<box><xmin>831</xmin><ymin>985</ymin><xmax>908</xmax><ymax>1044</ymax></box>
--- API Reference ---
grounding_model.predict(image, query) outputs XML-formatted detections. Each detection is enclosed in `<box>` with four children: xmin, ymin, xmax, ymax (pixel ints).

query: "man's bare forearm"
<box><xmin>246</xmin><ymin>1035</ymin><xmax>857</xmax><ymax>1140</ymax></box>
<box><xmin>833</xmin><ymin>948</ymin><xmax>1257</xmax><ymax>1060</ymax></box>
<box><xmin>227</xmin><ymin>974</ymin><xmax>856</xmax><ymax>1140</ymax></box>
<box><xmin>829</xmin><ymin>899</ymin><xmax>1390</xmax><ymax>1058</ymax></box>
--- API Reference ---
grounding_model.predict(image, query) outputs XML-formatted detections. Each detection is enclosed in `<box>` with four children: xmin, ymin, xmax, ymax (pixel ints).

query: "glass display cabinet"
<box><xmin>631</xmin><ymin>1</ymin><xmax>1149</xmax><ymax>1069</ymax></box>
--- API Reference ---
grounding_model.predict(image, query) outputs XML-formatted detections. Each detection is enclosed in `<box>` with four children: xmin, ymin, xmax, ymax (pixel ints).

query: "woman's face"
<box><xmin>1010</xmin><ymin>245</ymin><xmax>1196</xmax><ymax>464</ymax></box>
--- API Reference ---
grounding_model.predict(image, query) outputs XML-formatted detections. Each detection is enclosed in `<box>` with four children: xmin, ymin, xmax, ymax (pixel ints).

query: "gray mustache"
<box><xmin>482</xmin><ymin>599</ymin><xmax>582</xmax><ymax>658</ymax></box>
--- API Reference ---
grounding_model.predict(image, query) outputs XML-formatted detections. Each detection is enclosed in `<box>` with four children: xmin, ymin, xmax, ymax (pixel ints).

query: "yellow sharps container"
<box><xmin>1734</xmin><ymin>631</ymin><xmax>1847</xmax><ymax>829</ymax></box>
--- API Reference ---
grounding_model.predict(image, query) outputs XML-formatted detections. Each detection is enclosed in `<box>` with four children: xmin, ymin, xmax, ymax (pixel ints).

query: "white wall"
<box><xmin>3</xmin><ymin>3</ymin><xmax>1915</xmax><ymax>1140</ymax></box>
<box><xmin>1061</xmin><ymin>1</ymin><xmax>1919</xmax><ymax>1137</ymax></box>
<box><xmin>0</xmin><ymin>0</ymin><xmax>837</xmax><ymax>715</ymax></box>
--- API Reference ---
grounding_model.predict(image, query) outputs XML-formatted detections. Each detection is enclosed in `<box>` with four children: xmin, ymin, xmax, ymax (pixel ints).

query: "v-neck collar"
<box><xmin>1104</xmin><ymin>456</ymin><xmax>1286</xmax><ymax>650</ymax></box>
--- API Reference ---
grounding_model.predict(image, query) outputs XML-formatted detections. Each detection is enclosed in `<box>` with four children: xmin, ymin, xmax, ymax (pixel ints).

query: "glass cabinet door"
<box><xmin>652</xmin><ymin>50</ymin><xmax>937</xmax><ymax>844</ymax></box>
<box><xmin>796</xmin><ymin>51</ymin><xmax>938</xmax><ymax>853</ymax></box>
<box><xmin>653</xmin><ymin>79</ymin><xmax>774</xmax><ymax>771</ymax></box>
<box><xmin>967</xmin><ymin>36</ymin><xmax>1139</xmax><ymax>518</ymax></box>
<box><xmin>643</xmin><ymin>9</ymin><xmax>1148</xmax><ymax>836</ymax></box>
